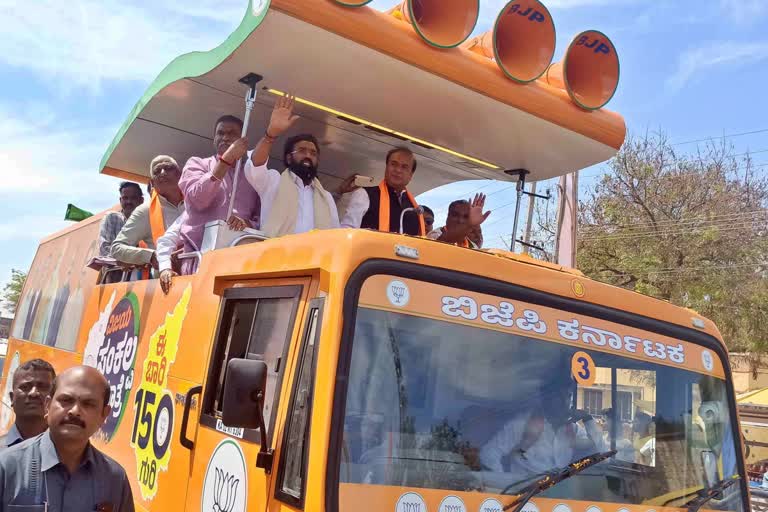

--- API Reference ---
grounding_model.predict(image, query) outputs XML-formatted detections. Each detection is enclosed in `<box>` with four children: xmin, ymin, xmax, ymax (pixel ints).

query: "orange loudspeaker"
<box><xmin>333</xmin><ymin>0</ymin><xmax>479</xmax><ymax>48</ymax></box>
<box><xmin>546</xmin><ymin>30</ymin><xmax>620</xmax><ymax>110</ymax></box>
<box><xmin>387</xmin><ymin>0</ymin><xmax>480</xmax><ymax>48</ymax></box>
<box><xmin>462</xmin><ymin>0</ymin><xmax>555</xmax><ymax>83</ymax></box>
<box><xmin>333</xmin><ymin>0</ymin><xmax>374</xmax><ymax>5</ymax></box>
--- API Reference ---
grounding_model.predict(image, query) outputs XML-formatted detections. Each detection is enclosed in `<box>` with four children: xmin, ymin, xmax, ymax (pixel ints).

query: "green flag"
<box><xmin>64</xmin><ymin>204</ymin><xmax>94</xmax><ymax>222</ymax></box>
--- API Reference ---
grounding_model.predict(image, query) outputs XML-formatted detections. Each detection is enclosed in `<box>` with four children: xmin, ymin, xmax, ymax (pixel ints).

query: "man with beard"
<box><xmin>0</xmin><ymin>359</ymin><xmax>55</xmax><ymax>448</ymax></box>
<box><xmin>0</xmin><ymin>366</ymin><xmax>134</xmax><ymax>511</ymax></box>
<box><xmin>244</xmin><ymin>94</ymin><xmax>339</xmax><ymax>237</ymax></box>
<box><xmin>111</xmin><ymin>155</ymin><xmax>185</xmax><ymax>271</ymax></box>
<box><xmin>177</xmin><ymin>114</ymin><xmax>261</xmax><ymax>273</ymax></box>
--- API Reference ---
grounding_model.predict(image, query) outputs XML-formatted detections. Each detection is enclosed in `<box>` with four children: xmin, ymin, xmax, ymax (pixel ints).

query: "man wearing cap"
<box><xmin>111</xmin><ymin>155</ymin><xmax>185</xmax><ymax>270</ymax></box>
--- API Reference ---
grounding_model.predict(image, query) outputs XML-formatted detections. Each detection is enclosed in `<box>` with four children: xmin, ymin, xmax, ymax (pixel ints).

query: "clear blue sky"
<box><xmin>1</xmin><ymin>0</ymin><xmax>767</xmax><ymax>312</ymax></box>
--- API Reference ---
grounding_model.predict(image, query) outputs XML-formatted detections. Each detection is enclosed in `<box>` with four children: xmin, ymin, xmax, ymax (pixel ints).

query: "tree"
<box><xmin>1</xmin><ymin>269</ymin><xmax>27</xmax><ymax>313</ymax></box>
<box><xmin>577</xmin><ymin>133</ymin><xmax>768</xmax><ymax>353</ymax></box>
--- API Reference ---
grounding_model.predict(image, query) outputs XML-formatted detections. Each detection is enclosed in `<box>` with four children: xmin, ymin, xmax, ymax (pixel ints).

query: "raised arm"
<box><xmin>438</xmin><ymin>193</ymin><xmax>491</xmax><ymax>244</ymax></box>
<box><xmin>178</xmin><ymin>138</ymin><xmax>248</xmax><ymax>211</ymax></box>
<box><xmin>250</xmin><ymin>94</ymin><xmax>299</xmax><ymax>168</ymax></box>
<box><xmin>178</xmin><ymin>158</ymin><xmax>227</xmax><ymax>211</ymax></box>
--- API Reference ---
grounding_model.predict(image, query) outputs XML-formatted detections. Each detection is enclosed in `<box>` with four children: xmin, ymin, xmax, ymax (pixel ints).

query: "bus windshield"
<box><xmin>337</xmin><ymin>275</ymin><xmax>744</xmax><ymax>512</ymax></box>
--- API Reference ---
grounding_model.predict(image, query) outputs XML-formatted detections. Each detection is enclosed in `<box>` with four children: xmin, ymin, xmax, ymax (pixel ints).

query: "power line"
<box><xmin>580</xmin><ymin>158</ymin><xmax>768</xmax><ymax>180</ymax></box>
<box><xmin>581</xmin><ymin>222</ymin><xmax>768</xmax><ymax>242</ymax></box>
<box><xmin>580</xmin><ymin>213</ymin><xmax>767</xmax><ymax>233</ymax></box>
<box><xmin>432</xmin><ymin>147</ymin><xmax>768</xmax><ymax>213</ymax></box>
<box><xmin>479</xmin><ymin>198</ymin><xmax>531</xmax><ymax>230</ymax></box>
<box><xmin>672</xmin><ymin>128</ymin><xmax>768</xmax><ymax>146</ymax></box>
<box><xmin>594</xmin><ymin>262</ymin><xmax>766</xmax><ymax>277</ymax></box>
<box><xmin>579</xmin><ymin>210</ymin><xmax>768</xmax><ymax>234</ymax></box>
<box><xmin>429</xmin><ymin>182</ymin><xmax>516</xmax><ymax>214</ymax></box>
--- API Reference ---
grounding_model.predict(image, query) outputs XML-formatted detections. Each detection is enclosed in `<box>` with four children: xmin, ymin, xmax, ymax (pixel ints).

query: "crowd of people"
<box><xmin>0</xmin><ymin>359</ymin><xmax>134</xmax><ymax>511</ymax></box>
<box><xmin>98</xmin><ymin>95</ymin><xmax>489</xmax><ymax>291</ymax></box>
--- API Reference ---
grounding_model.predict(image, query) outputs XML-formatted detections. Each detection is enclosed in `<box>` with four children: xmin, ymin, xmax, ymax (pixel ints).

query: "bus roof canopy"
<box><xmin>99</xmin><ymin>0</ymin><xmax>627</xmax><ymax>195</ymax></box>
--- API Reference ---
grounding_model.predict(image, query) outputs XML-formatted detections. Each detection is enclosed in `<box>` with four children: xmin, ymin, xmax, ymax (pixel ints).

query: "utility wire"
<box><xmin>672</xmin><ymin>128</ymin><xmax>768</xmax><ymax>146</ymax></box>
<box><xmin>580</xmin><ymin>212</ymin><xmax>768</xmax><ymax>235</ymax></box>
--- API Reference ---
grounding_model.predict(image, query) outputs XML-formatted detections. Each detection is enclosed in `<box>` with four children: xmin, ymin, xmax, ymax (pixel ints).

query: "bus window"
<box><xmin>575</xmin><ymin>367</ymin><xmax>656</xmax><ymax>466</ymax></box>
<box><xmin>201</xmin><ymin>286</ymin><xmax>301</xmax><ymax>439</ymax></box>
<box><xmin>277</xmin><ymin>300</ymin><xmax>324</xmax><ymax>506</ymax></box>
<box><xmin>336</xmin><ymin>276</ymin><xmax>744</xmax><ymax>512</ymax></box>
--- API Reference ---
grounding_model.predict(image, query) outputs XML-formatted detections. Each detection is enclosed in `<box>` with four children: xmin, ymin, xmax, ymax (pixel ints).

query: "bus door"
<box><xmin>182</xmin><ymin>278</ymin><xmax>312</xmax><ymax>512</ymax></box>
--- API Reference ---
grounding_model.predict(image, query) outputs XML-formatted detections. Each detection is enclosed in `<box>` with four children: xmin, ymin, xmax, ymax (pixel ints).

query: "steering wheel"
<box><xmin>567</xmin><ymin>408</ymin><xmax>593</xmax><ymax>424</ymax></box>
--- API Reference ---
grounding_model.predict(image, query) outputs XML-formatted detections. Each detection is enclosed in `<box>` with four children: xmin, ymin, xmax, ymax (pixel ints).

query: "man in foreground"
<box><xmin>0</xmin><ymin>359</ymin><xmax>55</xmax><ymax>448</ymax></box>
<box><xmin>0</xmin><ymin>366</ymin><xmax>134</xmax><ymax>511</ymax></box>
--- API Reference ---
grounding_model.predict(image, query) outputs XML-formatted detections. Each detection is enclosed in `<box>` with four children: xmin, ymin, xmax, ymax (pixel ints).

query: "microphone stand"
<box><xmin>226</xmin><ymin>73</ymin><xmax>262</xmax><ymax>222</ymax></box>
<box><xmin>400</xmin><ymin>206</ymin><xmax>424</xmax><ymax>234</ymax></box>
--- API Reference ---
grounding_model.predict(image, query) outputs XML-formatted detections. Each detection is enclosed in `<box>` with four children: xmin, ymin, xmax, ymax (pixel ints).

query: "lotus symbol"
<box><xmin>212</xmin><ymin>467</ymin><xmax>240</xmax><ymax>512</ymax></box>
<box><xmin>392</xmin><ymin>285</ymin><xmax>406</xmax><ymax>303</ymax></box>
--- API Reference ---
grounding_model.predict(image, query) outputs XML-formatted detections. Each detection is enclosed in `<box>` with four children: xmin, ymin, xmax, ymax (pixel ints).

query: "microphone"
<box><xmin>399</xmin><ymin>206</ymin><xmax>424</xmax><ymax>234</ymax></box>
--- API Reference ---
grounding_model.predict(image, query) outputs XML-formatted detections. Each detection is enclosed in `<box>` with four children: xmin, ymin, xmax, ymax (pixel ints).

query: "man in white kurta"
<box><xmin>243</xmin><ymin>94</ymin><xmax>339</xmax><ymax>237</ymax></box>
<box><xmin>480</xmin><ymin>408</ymin><xmax>604</xmax><ymax>477</ymax></box>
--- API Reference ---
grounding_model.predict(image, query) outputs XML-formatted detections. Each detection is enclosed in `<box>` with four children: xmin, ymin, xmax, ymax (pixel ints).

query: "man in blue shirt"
<box><xmin>0</xmin><ymin>365</ymin><xmax>134</xmax><ymax>511</ymax></box>
<box><xmin>0</xmin><ymin>358</ymin><xmax>55</xmax><ymax>448</ymax></box>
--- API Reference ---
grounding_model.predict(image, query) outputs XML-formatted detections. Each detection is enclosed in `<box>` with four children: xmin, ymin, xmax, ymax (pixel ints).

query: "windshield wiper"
<box><xmin>501</xmin><ymin>450</ymin><xmax>616</xmax><ymax>512</ymax></box>
<box><xmin>681</xmin><ymin>475</ymin><xmax>740</xmax><ymax>512</ymax></box>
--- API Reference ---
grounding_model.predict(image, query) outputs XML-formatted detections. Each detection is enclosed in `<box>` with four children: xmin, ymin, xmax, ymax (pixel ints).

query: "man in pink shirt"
<box><xmin>178</xmin><ymin>115</ymin><xmax>260</xmax><ymax>273</ymax></box>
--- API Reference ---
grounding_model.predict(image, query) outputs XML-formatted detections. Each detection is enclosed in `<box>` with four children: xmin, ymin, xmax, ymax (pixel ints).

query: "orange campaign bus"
<box><xmin>0</xmin><ymin>1</ymin><xmax>749</xmax><ymax>512</ymax></box>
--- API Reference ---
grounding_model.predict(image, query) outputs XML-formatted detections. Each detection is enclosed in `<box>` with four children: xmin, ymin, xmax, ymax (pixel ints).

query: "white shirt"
<box><xmin>597</xmin><ymin>431</ymin><xmax>635</xmax><ymax>463</ymax></box>
<box><xmin>480</xmin><ymin>411</ymin><xmax>603</xmax><ymax>475</ymax></box>
<box><xmin>640</xmin><ymin>437</ymin><xmax>656</xmax><ymax>466</ymax></box>
<box><xmin>244</xmin><ymin>158</ymin><xmax>340</xmax><ymax>233</ymax></box>
<box><xmin>338</xmin><ymin>187</ymin><xmax>410</xmax><ymax>229</ymax></box>
<box><xmin>339</xmin><ymin>188</ymin><xmax>370</xmax><ymax>228</ymax></box>
<box><xmin>157</xmin><ymin>214</ymin><xmax>184</xmax><ymax>272</ymax></box>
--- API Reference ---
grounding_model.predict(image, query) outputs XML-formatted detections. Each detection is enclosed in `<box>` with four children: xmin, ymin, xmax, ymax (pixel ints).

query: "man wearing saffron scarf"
<box><xmin>243</xmin><ymin>94</ymin><xmax>339</xmax><ymax>237</ymax></box>
<box><xmin>338</xmin><ymin>146</ymin><xmax>426</xmax><ymax>236</ymax></box>
<box><xmin>111</xmin><ymin>155</ymin><xmax>185</xmax><ymax>269</ymax></box>
<box><xmin>427</xmin><ymin>196</ymin><xmax>490</xmax><ymax>249</ymax></box>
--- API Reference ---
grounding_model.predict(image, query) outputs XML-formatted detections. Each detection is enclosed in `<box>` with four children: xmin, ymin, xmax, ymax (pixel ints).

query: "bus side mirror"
<box><xmin>221</xmin><ymin>358</ymin><xmax>274</xmax><ymax>473</ymax></box>
<box><xmin>222</xmin><ymin>358</ymin><xmax>267</xmax><ymax>428</ymax></box>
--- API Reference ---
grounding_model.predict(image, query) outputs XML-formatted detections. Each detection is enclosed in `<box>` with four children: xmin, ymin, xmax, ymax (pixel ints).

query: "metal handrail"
<box><xmin>177</xmin><ymin>251</ymin><xmax>202</xmax><ymax>263</ymax></box>
<box><xmin>99</xmin><ymin>265</ymin><xmax>130</xmax><ymax>285</ymax></box>
<box><xmin>230</xmin><ymin>232</ymin><xmax>269</xmax><ymax>247</ymax></box>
